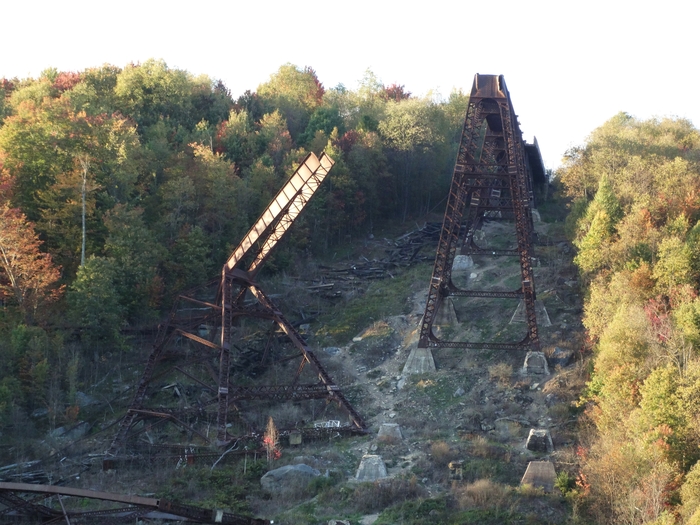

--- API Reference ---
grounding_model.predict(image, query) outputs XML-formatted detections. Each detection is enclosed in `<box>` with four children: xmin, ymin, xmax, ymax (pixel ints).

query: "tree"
<box><xmin>299</xmin><ymin>106</ymin><xmax>344</xmax><ymax>146</ymax></box>
<box><xmin>379</xmin><ymin>98</ymin><xmax>444</xmax><ymax>221</ymax></box>
<box><xmin>653</xmin><ymin>236</ymin><xmax>694</xmax><ymax>294</ymax></box>
<box><xmin>257</xmin><ymin>64</ymin><xmax>324</xmax><ymax>140</ymax></box>
<box><xmin>114</xmin><ymin>59</ymin><xmax>196</xmax><ymax>131</ymax></box>
<box><xmin>103</xmin><ymin>205</ymin><xmax>164</xmax><ymax>323</ymax></box>
<box><xmin>263</xmin><ymin>416</ymin><xmax>281</xmax><ymax>465</ymax></box>
<box><xmin>68</xmin><ymin>255</ymin><xmax>124</xmax><ymax>344</ymax></box>
<box><xmin>0</xmin><ymin>205</ymin><xmax>62</xmax><ymax>324</ymax></box>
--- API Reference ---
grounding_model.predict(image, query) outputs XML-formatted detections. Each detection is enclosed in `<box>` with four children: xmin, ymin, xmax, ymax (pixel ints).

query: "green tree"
<box><xmin>653</xmin><ymin>236</ymin><xmax>694</xmax><ymax>293</ymax></box>
<box><xmin>114</xmin><ymin>59</ymin><xmax>195</xmax><ymax>131</ymax></box>
<box><xmin>68</xmin><ymin>255</ymin><xmax>124</xmax><ymax>344</ymax></box>
<box><xmin>103</xmin><ymin>205</ymin><xmax>164</xmax><ymax>322</ymax></box>
<box><xmin>378</xmin><ymin>98</ymin><xmax>443</xmax><ymax>221</ymax></box>
<box><xmin>257</xmin><ymin>64</ymin><xmax>324</xmax><ymax>140</ymax></box>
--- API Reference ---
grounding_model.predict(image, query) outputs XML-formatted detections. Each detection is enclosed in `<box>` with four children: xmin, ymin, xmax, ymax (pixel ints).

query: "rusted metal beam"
<box><xmin>419</xmin><ymin>74</ymin><xmax>540</xmax><ymax>351</ymax></box>
<box><xmin>225</xmin><ymin>153</ymin><xmax>330</xmax><ymax>272</ymax></box>
<box><xmin>109</xmin><ymin>151</ymin><xmax>365</xmax><ymax>461</ymax></box>
<box><xmin>0</xmin><ymin>482</ymin><xmax>269</xmax><ymax>524</ymax></box>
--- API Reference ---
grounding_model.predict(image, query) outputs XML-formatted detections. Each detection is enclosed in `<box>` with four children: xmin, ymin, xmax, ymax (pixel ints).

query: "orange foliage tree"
<box><xmin>0</xmin><ymin>204</ymin><xmax>63</xmax><ymax>323</ymax></box>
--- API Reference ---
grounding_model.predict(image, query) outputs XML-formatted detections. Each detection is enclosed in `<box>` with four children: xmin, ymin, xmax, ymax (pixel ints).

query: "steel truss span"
<box><xmin>106</xmin><ymin>152</ymin><xmax>366</xmax><ymax>466</ymax></box>
<box><xmin>418</xmin><ymin>74</ymin><xmax>544</xmax><ymax>351</ymax></box>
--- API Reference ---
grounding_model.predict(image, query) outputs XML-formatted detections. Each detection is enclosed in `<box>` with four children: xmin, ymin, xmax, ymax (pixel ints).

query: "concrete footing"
<box><xmin>378</xmin><ymin>423</ymin><xmax>403</xmax><ymax>441</ymax></box>
<box><xmin>434</xmin><ymin>297</ymin><xmax>458</xmax><ymax>326</ymax></box>
<box><xmin>510</xmin><ymin>300</ymin><xmax>551</xmax><ymax>327</ymax></box>
<box><xmin>356</xmin><ymin>455</ymin><xmax>388</xmax><ymax>481</ymax></box>
<box><xmin>521</xmin><ymin>460</ymin><xmax>556</xmax><ymax>492</ymax></box>
<box><xmin>402</xmin><ymin>346</ymin><xmax>436</xmax><ymax>375</ymax></box>
<box><xmin>523</xmin><ymin>351</ymin><xmax>550</xmax><ymax>375</ymax></box>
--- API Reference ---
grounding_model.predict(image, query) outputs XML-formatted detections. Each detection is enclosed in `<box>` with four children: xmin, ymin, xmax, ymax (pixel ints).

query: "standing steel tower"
<box><xmin>418</xmin><ymin>74</ymin><xmax>544</xmax><ymax>351</ymax></box>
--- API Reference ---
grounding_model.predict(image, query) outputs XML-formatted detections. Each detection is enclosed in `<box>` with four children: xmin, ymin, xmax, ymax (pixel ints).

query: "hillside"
<box><xmin>0</xmin><ymin>196</ymin><xmax>589</xmax><ymax>524</ymax></box>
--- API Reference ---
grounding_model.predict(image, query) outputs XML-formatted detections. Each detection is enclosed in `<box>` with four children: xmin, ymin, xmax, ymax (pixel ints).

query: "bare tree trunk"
<box><xmin>78</xmin><ymin>156</ymin><xmax>90</xmax><ymax>267</ymax></box>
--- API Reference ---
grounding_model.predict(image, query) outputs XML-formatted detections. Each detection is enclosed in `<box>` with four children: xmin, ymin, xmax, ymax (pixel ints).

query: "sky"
<box><xmin>2</xmin><ymin>0</ymin><xmax>697</xmax><ymax>170</ymax></box>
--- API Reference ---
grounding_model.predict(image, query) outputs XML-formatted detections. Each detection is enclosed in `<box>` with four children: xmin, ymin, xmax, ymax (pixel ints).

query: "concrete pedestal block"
<box><xmin>356</xmin><ymin>455</ymin><xmax>388</xmax><ymax>481</ymax></box>
<box><xmin>521</xmin><ymin>460</ymin><xmax>556</xmax><ymax>492</ymax></box>
<box><xmin>402</xmin><ymin>346</ymin><xmax>436</xmax><ymax>375</ymax></box>
<box><xmin>523</xmin><ymin>351</ymin><xmax>550</xmax><ymax>375</ymax></box>
<box><xmin>510</xmin><ymin>300</ymin><xmax>551</xmax><ymax>327</ymax></box>
<box><xmin>378</xmin><ymin>423</ymin><xmax>403</xmax><ymax>441</ymax></box>
<box><xmin>434</xmin><ymin>297</ymin><xmax>458</xmax><ymax>326</ymax></box>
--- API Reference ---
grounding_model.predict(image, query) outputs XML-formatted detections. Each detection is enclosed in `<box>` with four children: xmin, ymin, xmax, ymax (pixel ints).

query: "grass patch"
<box><xmin>375</xmin><ymin>496</ymin><xmax>450</xmax><ymax>524</ymax></box>
<box><xmin>413</xmin><ymin>376</ymin><xmax>463</xmax><ymax>410</ymax></box>
<box><xmin>314</xmin><ymin>264</ymin><xmax>431</xmax><ymax>345</ymax></box>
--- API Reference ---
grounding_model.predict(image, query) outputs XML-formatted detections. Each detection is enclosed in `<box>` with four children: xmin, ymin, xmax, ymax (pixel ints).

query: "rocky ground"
<box><xmin>249</xmin><ymin>217</ymin><xmax>588</xmax><ymax>524</ymax></box>
<box><xmin>0</xmin><ymin>214</ymin><xmax>588</xmax><ymax>524</ymax></box>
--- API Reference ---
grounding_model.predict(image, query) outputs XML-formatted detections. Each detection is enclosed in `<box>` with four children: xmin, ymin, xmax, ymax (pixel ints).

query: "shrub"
<box><xmin>352</xmin><ymin>477</ymin><xmax>426</xmax><ymax>514</ymax></box>
<box><xmin>430</xmin><ymin>440</ymin><xmax>456</xmax><ymax>466</ymax></box>
<box><xmin>488</xmin><ymin>363</ymin><xmax>513</xmax><ymax>386</ymax></box>
<box><xmin>456</xmin><ymin>478</ymin><xmax>509</xmax><ymax>510</ymax></box>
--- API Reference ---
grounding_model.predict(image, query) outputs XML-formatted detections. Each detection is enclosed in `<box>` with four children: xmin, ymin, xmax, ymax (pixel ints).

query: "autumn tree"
<box><xmin>263</xmin><ymin>416</ymin><xmax>281</xmax><ymax>465</ymax></box>
<box><xmin>0</xmin><ymin>205</ymin><xmax>62</xmax><ymax>324</ymax></box>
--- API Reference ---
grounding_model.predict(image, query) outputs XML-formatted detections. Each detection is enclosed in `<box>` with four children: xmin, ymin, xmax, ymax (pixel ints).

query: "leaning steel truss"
<box><xmin>105</xmin><ymin>153</ymin><xmax>365</xmax><ymax>466</ymax></box>
<box><xmin>418</xmin><ymin>74</ymin><xmax>542</xmax><ymax>351</ymax></box>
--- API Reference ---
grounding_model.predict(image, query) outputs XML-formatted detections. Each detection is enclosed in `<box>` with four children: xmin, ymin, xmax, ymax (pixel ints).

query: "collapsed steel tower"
<box><xmin>105</xmin><ymin>153</ymin><xmax>365</xmax><ymax>467</ymax></box>
<box><xmin>418</xmin><ymin>74</ymin><xmax>546</xmax><ymax>351</ymax></box>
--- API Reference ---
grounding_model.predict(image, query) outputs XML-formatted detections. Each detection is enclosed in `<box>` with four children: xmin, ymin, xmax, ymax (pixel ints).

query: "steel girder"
<box><xmin>418</xmin><ymin>74</ymin><xmax>540</xmax><ymax>351</ymax></box>
<box><xmin>0</xmin><ymin>482</ymin><xmax>269</xmax><ymax>524</ymax></box>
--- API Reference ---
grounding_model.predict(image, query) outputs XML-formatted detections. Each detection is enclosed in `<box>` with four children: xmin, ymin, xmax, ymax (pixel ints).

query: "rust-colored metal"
<box><xmin>107</xmin><ymin>152</ymin><xmax>365</xmax><ymax>464</ymax></box>
<box><xmin>418</xmin><ymin>74</ymin><xmax>542</xmax><ymax>351</ymax></box>
<box><xmin>0</xmin><ymin>482</ymin><xmax>269</xmax><ymax>524</ymax></box>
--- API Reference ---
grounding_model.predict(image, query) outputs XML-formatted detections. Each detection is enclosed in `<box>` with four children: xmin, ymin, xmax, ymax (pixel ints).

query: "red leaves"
<box><xmin>381</xmin><ymin>84</ymin><xmax>412</xmax><ymax>102</ymax></box>
<box><xmin>644</xmin><ymin>296</ymin><xmax>671</xmax><ymax>342</ymax></box>
<box><xmin>52</xmin><ymin>72</ymin><xmax>82</xmax><ymax>95</ymax></box>
<box><xmin>336</xmin><ymin>130</ymin><xmax>359</xmax><ymax>155</ymax></box>
<box><xmin>303</xmin><ymin>66</ymin><xmax>325</xmax><ymax>106</ymax></box>
<box><xmin>0</xmin><ymin>78</ymin><xmax>14</xmax><ymax>96</ymax></box>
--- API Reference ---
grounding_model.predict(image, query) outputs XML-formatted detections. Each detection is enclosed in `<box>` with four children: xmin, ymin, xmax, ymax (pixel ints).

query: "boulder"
<box><xmin>50</xmin><ymin>421</ymin><xmax>91</xmax><ymax>441</ymax></box>
<box><xmin>526</xmin><ymin>428</ymin><xmax>553</xmax><ymax>453</ymax></box>
<box><xmin>260</xmin><ymin>464</ymin><xmax>320</xmax><ymax>495</ymax></box>
<box><xmin>75</xmin><ymin>391</ymin><xmax>99</xmax><ymax>407</ymax></box>
<box><xmin>452</xmin><ymin>255</ymin><xmax>474</xmax><ymax>271</ymax></box>
<box><xmin>548</xmin><ymin>347</ymin><xmax>573</xmax><ymax>368</ymax></box>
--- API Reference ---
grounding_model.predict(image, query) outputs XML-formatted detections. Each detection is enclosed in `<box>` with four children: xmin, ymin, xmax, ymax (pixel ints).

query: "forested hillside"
<box><xmin>0</xmin><ymin>60</ymin><xmax>466</xmax><ymax>433</ymax></box>
<box><xmin>558</xmin><ymin>113</ymin><xmax>700</xmax><ymax>524</ymax></box>
<box><xmin>6</xmin><ymin>59</ymin><xmax>700</xmax><ymax>525</ymax></box>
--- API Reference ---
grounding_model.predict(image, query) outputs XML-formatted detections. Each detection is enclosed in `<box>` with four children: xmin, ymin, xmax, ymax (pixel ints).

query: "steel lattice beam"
<box><xmin>418</xmin><ymin>74</ymin><xmax>541</xmax><ymax>351</ymax></box>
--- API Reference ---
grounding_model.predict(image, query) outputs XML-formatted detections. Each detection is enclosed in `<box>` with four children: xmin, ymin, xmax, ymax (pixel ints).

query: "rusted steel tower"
<box><xmin>105</xmin><ymin>153</ymin><xmax>365</xmax><ymax>466</ymax></box>
<box><xmin>418</xmin><ymin>74</ymin><xmax>544</xmax><ymax>351</ymax></box>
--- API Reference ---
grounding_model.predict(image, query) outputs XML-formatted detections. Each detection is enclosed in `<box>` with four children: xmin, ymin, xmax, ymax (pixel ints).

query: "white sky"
<box><xmin>2</xmin><ymin>0</ymin><xmax>697</xmax><ymax>170</ymax></box>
